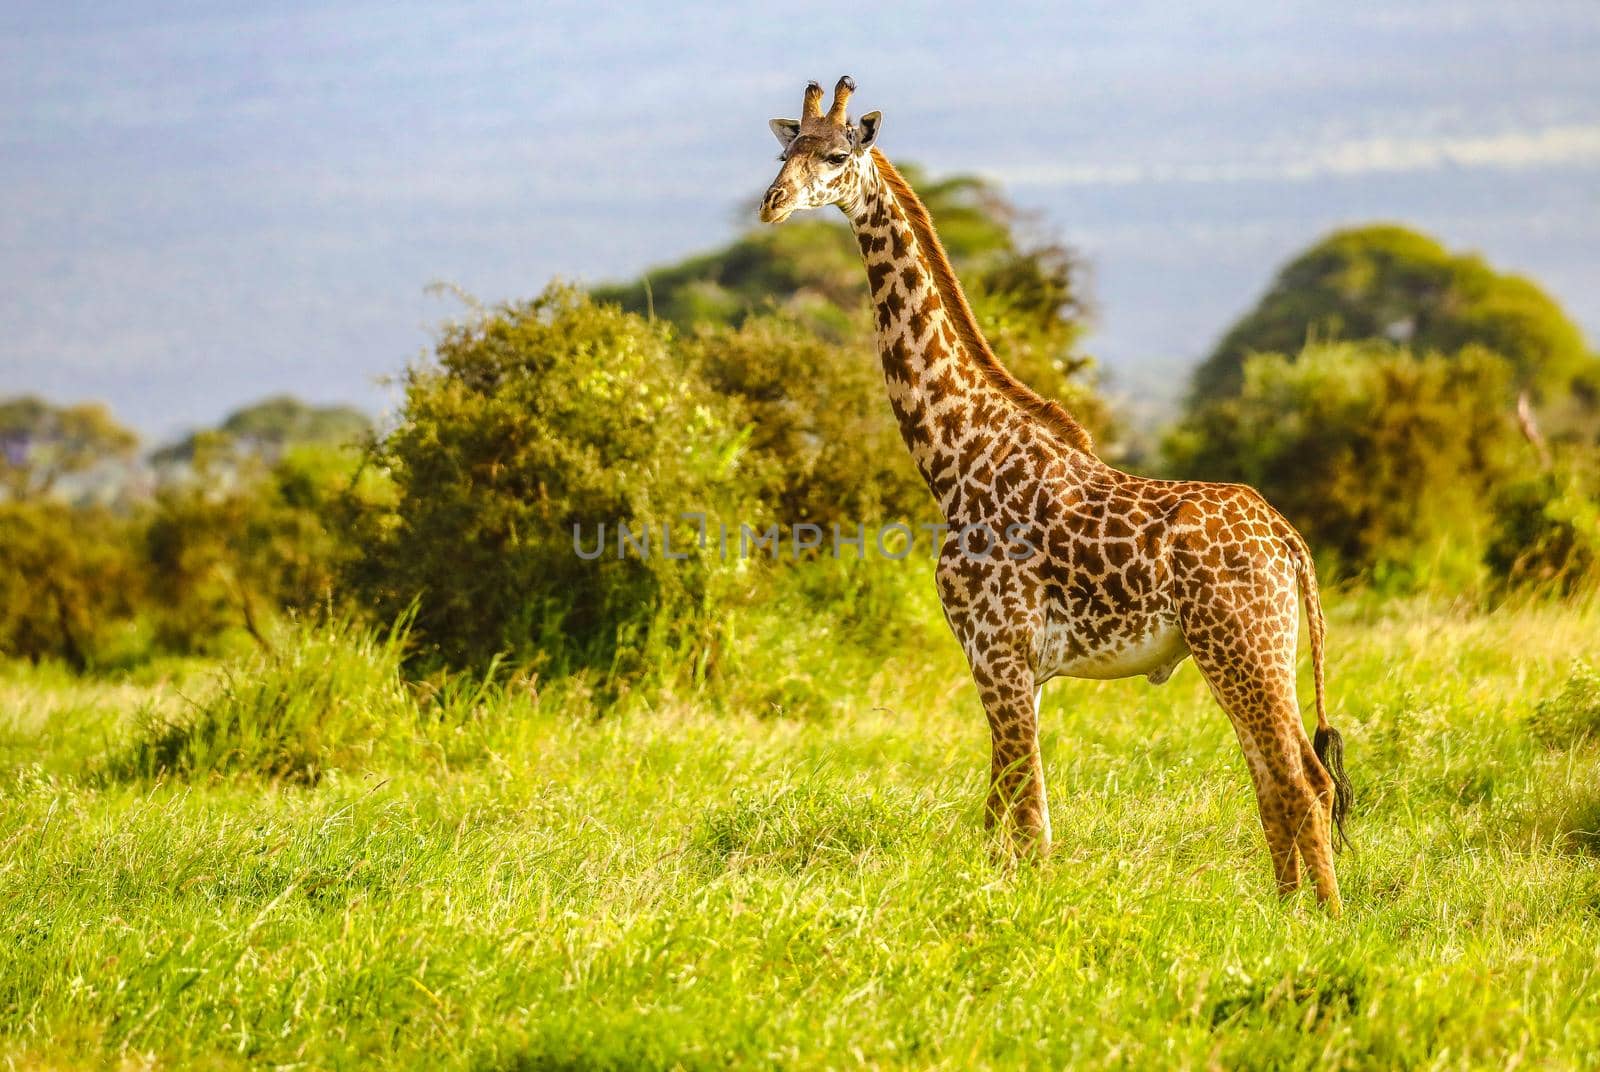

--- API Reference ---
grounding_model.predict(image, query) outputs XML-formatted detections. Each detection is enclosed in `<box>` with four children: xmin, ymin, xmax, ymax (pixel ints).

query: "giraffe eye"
<box><xmin>826</xmin><ymin>153</ymin><xmax>850</xmax><ymax>166</ymax></box>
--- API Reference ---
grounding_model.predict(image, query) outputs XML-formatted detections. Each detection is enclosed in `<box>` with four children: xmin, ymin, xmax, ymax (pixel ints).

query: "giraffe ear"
<box><xmin>769</xmin><ymin>118</ymin><xmax>801</xmax><ymax>148</ymax></box>
<box><xmin>854</xmin><ymin>111</ymin><xmax>883</xmax><ymax>152</ymax></box>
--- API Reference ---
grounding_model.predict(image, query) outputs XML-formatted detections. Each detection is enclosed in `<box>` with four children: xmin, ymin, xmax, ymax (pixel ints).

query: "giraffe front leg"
<box><xmin>981</xmin><ymin>677</ymin><xmax>1052</xmax><ymax>860</ymax></box>
<box><xmin>935</xmin><ymin>549</ymin><xmax>1051</xmax><ymax>861</ymax></box>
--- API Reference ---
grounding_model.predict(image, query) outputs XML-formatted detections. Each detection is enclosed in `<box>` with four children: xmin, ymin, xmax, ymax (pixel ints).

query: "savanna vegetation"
<box><xmin>4</xmin><ymin>168</ymin><xmax>1600</xmax><ymax>1068</ymax></box>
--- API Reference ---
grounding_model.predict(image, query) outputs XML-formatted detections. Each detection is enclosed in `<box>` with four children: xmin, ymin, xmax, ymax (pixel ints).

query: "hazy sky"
<box><xmin>4</xmin><ymin>1</ymin><xmax>1598</xmax><ymax>439</ymax></box>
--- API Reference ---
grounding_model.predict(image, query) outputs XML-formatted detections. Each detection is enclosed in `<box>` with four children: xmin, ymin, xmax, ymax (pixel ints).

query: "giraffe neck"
<box><xmin>840</xmin><ymin>150</ymin><xmax>1093</xmax><ymax>517</ymax></box>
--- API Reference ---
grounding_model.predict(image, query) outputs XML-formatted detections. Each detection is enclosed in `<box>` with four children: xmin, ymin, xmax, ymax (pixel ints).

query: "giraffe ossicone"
<box><xmin>761</xmin><ymin>77</ymin><xmax>1353</xmax><ymax>914</ymax></box>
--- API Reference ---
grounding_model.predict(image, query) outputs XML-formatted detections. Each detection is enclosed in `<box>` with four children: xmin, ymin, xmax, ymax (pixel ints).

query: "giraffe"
<box><xmin>760</xmin><ymin>77</ymin><xmax>1353</xmax><ymax>913</ymax></box>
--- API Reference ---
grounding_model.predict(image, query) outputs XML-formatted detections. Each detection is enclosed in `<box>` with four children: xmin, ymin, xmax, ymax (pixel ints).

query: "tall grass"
<box><xmin>100</xmin><ymin>616</ymin><xmax>412</xmax><ymax>783</ymax></box>
<box><xmin>2</xmin><ymin>587</ymin><xmax>1599</xmax><ymax>1068</ymax></box>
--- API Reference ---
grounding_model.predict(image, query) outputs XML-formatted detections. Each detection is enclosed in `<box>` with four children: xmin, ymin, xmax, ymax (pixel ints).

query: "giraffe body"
<box><xmin>761</xmin><ymin>78</ymin><xmax>1352</xmax><ymax>913</ymax></box>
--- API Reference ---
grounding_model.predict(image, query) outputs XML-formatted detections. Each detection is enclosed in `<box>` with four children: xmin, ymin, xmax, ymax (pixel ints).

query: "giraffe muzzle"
<box><xmin>759</xmin><ymin>186</ymin><xmax>794</xmax><ymax>224</ymax></box>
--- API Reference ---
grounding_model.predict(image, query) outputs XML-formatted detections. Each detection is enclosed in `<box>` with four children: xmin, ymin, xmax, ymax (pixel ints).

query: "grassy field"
<box><xmin>3</xmin><ymin>578</ymin><xmax>1600</xmax><ymax>1070</ymax></box>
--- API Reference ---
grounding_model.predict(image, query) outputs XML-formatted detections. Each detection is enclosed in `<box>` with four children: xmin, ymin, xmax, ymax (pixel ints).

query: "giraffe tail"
<box><xmin>1285</xmin><ymin>526</ymin><xmax>1353</xmax><ymax>851</ymax></box>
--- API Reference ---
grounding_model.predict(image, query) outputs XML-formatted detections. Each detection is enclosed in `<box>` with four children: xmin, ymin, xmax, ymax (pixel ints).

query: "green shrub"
<box><xmin>702</xmin><ymin>553</ymin><xmax>944</xmax><ymax>717</ymax></box>
<box><xmin>0</xmin><ymin>395</ymin><xmax>138</xmax><ymax>501</ymax></box>
<box><xmin>0</xmin><ymin>393</ymin><xmax>383</xmax><ymax>670</ymax></box>
<box><xmin>1485</xmin><ymin>463</ymin><xmax>1600</xmax><ymax>595</ymax></box>
<box><xmin>346</xmin><ymin>286</ymin><xmax>748</xmax><ymax>673</ymax></box>
<box><xmin>0</xmin><ymin>502</ymin><xmax>144</xmax><ymax>669</ymax></box>
<box><xmin>143</xmin><ymin>440</ymin><xmax>367</xmax><ymax>653</ymax></box>
<box><xmin>688</xmin><ymin>314</ymin><xmax>931</xmax><ymax>528</ymax></box>
<box><xmin>1165</xmin><ymin>342</ymin><xmax>1522</xmax><ymax>578</ymax></box>
<box><xmin>149</xmin><ymin>395</ymin><xmax>370</xmax><ymax>466</ymax></box>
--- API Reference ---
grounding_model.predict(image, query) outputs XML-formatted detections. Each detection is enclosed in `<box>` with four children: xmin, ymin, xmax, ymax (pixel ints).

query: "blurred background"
<box><xmin>5</xmin><ymin>1</ymin><xmax>1597</xmax><ymax>433</ymax></box>
<box><xmin>3</xmin><ymin>1</ymin><xmax>1598</xmax><ymax>675</ymax></box>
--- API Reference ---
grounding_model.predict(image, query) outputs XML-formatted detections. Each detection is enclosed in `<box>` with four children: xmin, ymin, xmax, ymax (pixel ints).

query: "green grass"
<box><xmin>3</xmin><ymin>578</ymin><xmax>1600</xmax><ymax>1069</ymax></box>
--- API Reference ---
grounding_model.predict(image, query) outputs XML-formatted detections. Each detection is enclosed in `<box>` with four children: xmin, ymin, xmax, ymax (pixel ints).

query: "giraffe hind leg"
<box><xmin>1291</xmin><ymin>728</ymin><xmax>1341</xmax><ymax>904</ymax></box>
<box><xmin>1219</xmin><ymin>683</ymin><xmax>1343</xmax><ymax>914</ymax></box>
<box><xmin>1242</xmin><ymin>755</ymin><xmax>1302</xmax><ymax>895</ymax></box>
<box><xmin>1181</xmin><ymin>622</ymin><xmax>1342</xmax><ymax>913</ymax></box>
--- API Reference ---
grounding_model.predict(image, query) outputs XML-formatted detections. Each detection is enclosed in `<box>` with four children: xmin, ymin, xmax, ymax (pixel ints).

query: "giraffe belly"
<box><xmin>1035</xmin><ymin>614</ymin><xmax>1191</xmax><ymax>684</ymax></box>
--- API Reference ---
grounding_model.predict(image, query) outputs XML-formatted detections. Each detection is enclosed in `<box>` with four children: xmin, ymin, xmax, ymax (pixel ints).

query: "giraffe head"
<box><xmin>760</xmin><ymin>76</ymin><xmax>882</xmax><ymax>224</ymax></box>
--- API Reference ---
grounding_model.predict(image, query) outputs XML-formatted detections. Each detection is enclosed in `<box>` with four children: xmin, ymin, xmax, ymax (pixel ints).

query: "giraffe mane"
<box><xmin>870</xmin><ymin>149</ymin><xmax>1095</xmax><ymax>455</ymax></box>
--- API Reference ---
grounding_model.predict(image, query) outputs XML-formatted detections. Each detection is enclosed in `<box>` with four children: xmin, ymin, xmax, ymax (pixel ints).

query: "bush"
<box><xmin>0</xmin><ymin>502</ymin><xmax>144</xmax><ymax>669</ymax></box>
<box><xmin>1165</xmin><ymin>342</ymin><xmax>1522</xmax><ymax>578</ymax></box>
<box><xmin>1484</xmin><ymin>462</ymin><xmax>1600</xmax><ymax>595</ymax></box>
<box><xmin>0</xmin><ymin>396</ymin><xmax>138</xmax><ymax>502</ymax></box>
<box><xmin>346</xmin><ymin>286</ymin><xmax>748</xmax><ymax>673</ymax></box>
<box><xmin>689</xmin><ymin>314</ymin><xmax>931</xmax><ymax>528</ymax></box>
<box><xmin>143</xmin><ymin>440</ymin><xmax>365</xmax><ymax>653</ymax></box>
<box><xmin>700</xmin><ymin>553</ymin><xmax>945</xmax><ymax>717</ymax></box>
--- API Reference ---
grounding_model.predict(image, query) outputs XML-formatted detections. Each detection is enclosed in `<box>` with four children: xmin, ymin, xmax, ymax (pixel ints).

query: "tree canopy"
<box><xmin>151</xmin><ymin>396</ymin><xmax>371</xmax><ymax>466</ymax></box>
<box><xmin>1190</xmin><ymin>224</ymin><xmax>1594</xmax><ymax>403</ymax></box>
<box><xmin>0</xmin><ymin>396</ymin><xmax>139</xmax><ymax>501</ymax></box>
